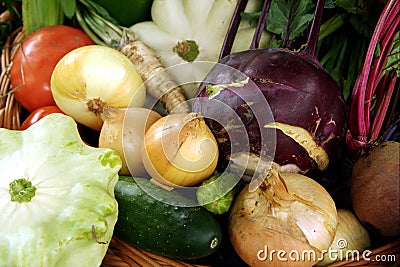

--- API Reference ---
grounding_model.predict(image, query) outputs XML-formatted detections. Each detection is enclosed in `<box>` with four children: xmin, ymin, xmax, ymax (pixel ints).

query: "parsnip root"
<box><xmin>119</xmin><ymin>34</ymin><xmax>190</xmax><ymax>114</ymax></box>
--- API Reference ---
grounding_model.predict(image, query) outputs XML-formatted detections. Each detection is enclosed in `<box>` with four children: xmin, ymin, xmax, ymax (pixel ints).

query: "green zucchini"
<box><xmin>114</xmin><ymin>176</ymin><xmax>223</xmax><ymax>260</ymax></box>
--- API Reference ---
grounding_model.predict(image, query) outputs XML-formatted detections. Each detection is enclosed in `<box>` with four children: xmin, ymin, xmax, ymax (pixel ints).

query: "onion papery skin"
<box><xmin>229</xmin><ymin>169</ymin><xmax>338</xmax><ymax>267</ymax></box>
<box><xmin>316</xmin><ymin>209</ymin><xmax>371</xmax><ymax>266</ymax></box>
<box><xmin>193</xmin><ymin>48</ymin><xmax>347</xmax><ymax>173</ymax></box>
<box><xmin>142</xmin><ymin>113</ymin><xmax>219</xmax><ymax>187</ymax></box>
<box><xmin>99</xmin><ymin>107</ymin><xmax>162</xmax><ymax>176</ymax></box>
<box><xmin>51</xmin><ymin>45</ymin><xmax>146</xmax><ymax>131</ymax></box>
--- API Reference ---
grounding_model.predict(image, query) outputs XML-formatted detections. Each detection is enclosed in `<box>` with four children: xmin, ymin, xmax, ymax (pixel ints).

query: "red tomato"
<box><xmin>20</xmin><ymin>106</ymin><xmax>64</xmax><ymax>130</ymax></box>
<box><xmin>10</xmin><ymin>25</ymin><xmax>94</xmax><ymax>112</ymax></box>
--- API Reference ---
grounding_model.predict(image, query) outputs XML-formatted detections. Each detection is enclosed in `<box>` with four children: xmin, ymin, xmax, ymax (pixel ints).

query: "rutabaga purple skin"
<box><xmin>192</xmin><ymin>48</ymin><xmax>347</xmax><ymax>174</ymax></box>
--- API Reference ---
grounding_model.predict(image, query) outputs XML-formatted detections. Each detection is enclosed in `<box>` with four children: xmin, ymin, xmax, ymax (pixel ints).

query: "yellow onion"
<box><xmin>51</xmin><ymin>45</ymin><xmax>146</xmax><ymax>131</ymax></box>
<box><xmin>316</xmin><ymin>209</ymin><xmax>371</xmax><ymax>266</ymax></box>
<box><xmin>229</xmin><ymin>167</ymin><xmax>337</xmax><ymax>267</ymax></box>
<box><xmin>142</xmin><ymin>112</ymin><xmax>219</xmax><ymax>187</ymax></box>
<box><xmin>99</xmin><ymin>107</ymin><xmax>161</xmax><ymax>176</ymax></box>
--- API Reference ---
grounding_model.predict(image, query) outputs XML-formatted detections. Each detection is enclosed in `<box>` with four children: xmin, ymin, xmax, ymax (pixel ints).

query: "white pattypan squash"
<box><xmin>130</xmin><ymin>0</ymin><xmax>270</xmax><ymax>97</ymax></box>
<box><xmin>0</xmin><ymin>113</ymin><xmax>121</xmax><ymax>267</ymax></box>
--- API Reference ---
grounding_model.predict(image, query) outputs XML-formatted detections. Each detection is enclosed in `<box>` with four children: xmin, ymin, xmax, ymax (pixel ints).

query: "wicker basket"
<box><xmin>0</xmin><ymin>26</ymin><xmax>22</xmax><ymax>130</ymax></box>
<box><xmin>1</xmin><ymin>26</ymin><xmax>399</xmax><ymax>267</ymax></box>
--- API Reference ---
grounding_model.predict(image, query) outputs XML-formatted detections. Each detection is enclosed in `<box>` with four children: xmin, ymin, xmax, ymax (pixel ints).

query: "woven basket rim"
<box><xmin>0</xmin><ymin>26</ymin><xmax>24</xmax><ymax>130</ymax></box>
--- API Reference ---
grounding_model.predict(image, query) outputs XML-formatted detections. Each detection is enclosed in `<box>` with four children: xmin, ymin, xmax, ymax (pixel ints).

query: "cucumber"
<box><xmin>114</xmin><ymin>176</ymin><xmax>223</xmax><ymax>260</ymax></box>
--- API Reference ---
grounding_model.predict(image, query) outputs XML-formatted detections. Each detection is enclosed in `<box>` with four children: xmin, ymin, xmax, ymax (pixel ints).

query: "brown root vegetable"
<box><xmin>118</xmin><ymin>36</ymin><xmax>190</xmax><ymax>114</ymax></box>
<box><xmin>351</xmin><ymin>141</ymin><xmax>400</xmax><ymax>237</ymax></box>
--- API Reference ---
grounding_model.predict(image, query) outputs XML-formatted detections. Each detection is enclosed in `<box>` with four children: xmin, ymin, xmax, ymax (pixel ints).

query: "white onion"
<box><xmin>51</xmin><ymin>45</ymin><xmax>146</xmax><ymax>131</ymax></box>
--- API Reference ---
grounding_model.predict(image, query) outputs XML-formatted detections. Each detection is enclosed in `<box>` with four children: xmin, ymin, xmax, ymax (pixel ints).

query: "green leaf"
<box><xmin>270</xmin><ymin>39</ymin><xmax>283</xmax><ymax>48</ymax></box>
<box><xmin>61</xmin><ymin>0</ymin><xmax>76</xmax><ymax>18</ymax></box>
<box><xmin>288</xmin><ymin>13</ymin><xmax>314</xmax><ymax>40</ymax></box>
<box><xmin>267</xmin><ymin>0</ymin><xmax>315</xmax><ymax>41</ymax></box>
<box><xmin>348</xmin><ymin>14</ymin><xmax>375</xmax><ymax>38</ymax></box>
<box><xmin>79</xmin><ymin>0</ymin><xmax>120</xmax><ymax>25</ymax></box>
<box><xmin>335</xmin><ymin>0</ymin><xmax>368</xmax><ymax>14</ymax></box>
<box><xmin>240</xmin><ymin>11</ymin><xmax>261</xmax><ymax>26</ymax></box>
<box><xmin>335</xmin><ymin>0</ymin><xmax>380</xmax><ymax>32</ymax></box>
<box><xmin>382</xmin><ymin>31</ymin><xmax>400</xmax><ymax>77</ymax></box>
<box><xmin>265</xmin><ymin>1</ymin><xmax>289</xmax><ymax>36</ymax></box>
<box><xmin>324</xmin><ymin>0</ymin><xmax>336</xmax><ymax>9</ymax></box>
<box><xmin>75</xmin><ymin>0</ymin><xmax>125</xmax><ymax>47</ymax></box>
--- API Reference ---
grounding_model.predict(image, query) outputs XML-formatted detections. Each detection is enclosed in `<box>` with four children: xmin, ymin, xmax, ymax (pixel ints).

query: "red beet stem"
<box><xmin>371</xmin><ymin>76</ymin><xmax>397</xmax><ymax>141</ymax></box>
<box><xmin>347</xmin><ymin>0</ymin><xmax>399</xmax><ymax>150</ymax></box>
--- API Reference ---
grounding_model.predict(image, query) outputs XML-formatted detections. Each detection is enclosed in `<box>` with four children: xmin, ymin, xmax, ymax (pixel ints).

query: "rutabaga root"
<box><xmin>118</xmin><ymin>38</ymin><xmax>190</xmax><ymax>114</ymax></box>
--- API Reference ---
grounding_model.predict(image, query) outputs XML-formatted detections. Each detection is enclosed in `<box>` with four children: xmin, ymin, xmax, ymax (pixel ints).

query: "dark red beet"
<box><xmin>192</xmin><ymin>0</ymin><xmax>347</xmax><ymax>175</ymax></box>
